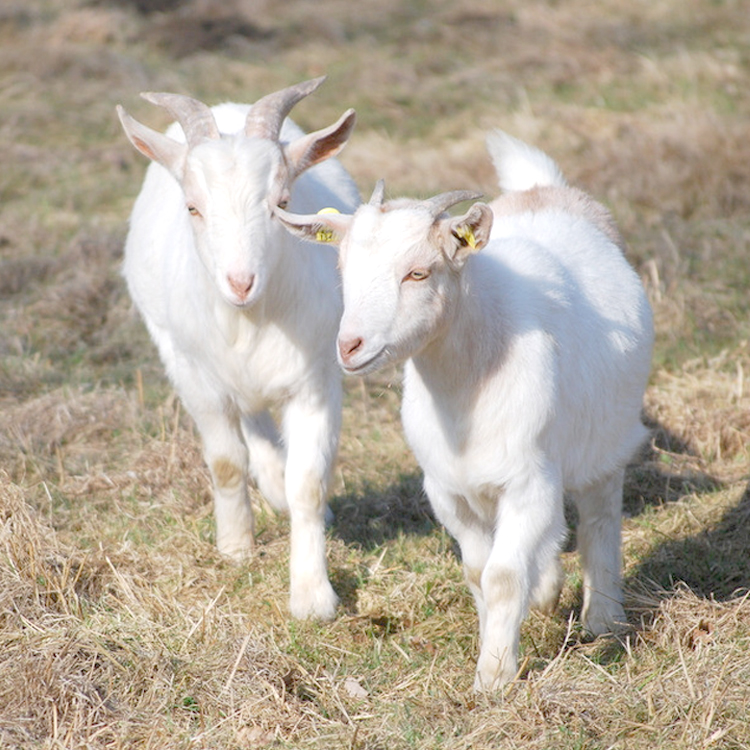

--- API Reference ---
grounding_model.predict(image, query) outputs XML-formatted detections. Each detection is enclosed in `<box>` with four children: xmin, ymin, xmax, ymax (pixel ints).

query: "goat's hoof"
<box><xmin>290</xmin><ymin>581</ymin><xmax>339</xmax><ymax>621</ymax></box>
<box><xmin>217</xmin><ymin>538</ymin><xmax>255</xmax><ymax>563</ymax></box>
<box><xmin>473</xmin><ymin>670</ymin><xmax>511</xmax><ymax>694</ymax></box>
<box><xmin>473</xmin><ymin>658</ymin><xmax>517</xmax><ymax>693</ymax></box>
<box><xmin>582</xmin><ymin>605</ymin><xmax>629</xmax><ymax>637</ymax></box>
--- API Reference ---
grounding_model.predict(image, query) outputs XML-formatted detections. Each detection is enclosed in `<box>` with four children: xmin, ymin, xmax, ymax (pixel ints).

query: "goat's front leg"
<box><xmin>475</xmin><ymin>467</ymin><xmax>566</xmax><ymax>691</ymax></box>
<box><xmin>282</xmin><ymin>389</ymin><xmax>341</xmax><ymax>620</ymax></box>
<box><xmin>187</xmin><ymin>400</ymin><xmax>255</xmax><ymax>561</ymax></box>
<box><xmin>423</xmin><ymin>475</ymin><xmax>493</xmax><ymax>642</ymax></box>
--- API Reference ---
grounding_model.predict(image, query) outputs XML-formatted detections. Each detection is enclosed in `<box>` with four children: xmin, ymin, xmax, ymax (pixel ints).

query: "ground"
<box><xmin>0</xmin><ymin>1</ymin><xmax>749</xmax><ymax>748</ymax></box>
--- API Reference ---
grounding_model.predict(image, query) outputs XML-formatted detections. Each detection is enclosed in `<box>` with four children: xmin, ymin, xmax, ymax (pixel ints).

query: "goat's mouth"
<box><xmin>228</xmin><ymin>294</ymin><xmax>259</xmax><ymax>309</ymax></box>
<box><xmin>340</xmin><ymin>347</ymin><xmax>388</xmax><ymax>376</ymax></box>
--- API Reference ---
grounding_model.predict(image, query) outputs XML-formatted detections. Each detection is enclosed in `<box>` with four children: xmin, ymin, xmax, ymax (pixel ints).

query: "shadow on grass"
<box><xmin>328</xmin><ymin>472</ymin><xmax>440</xmax><ymax>615</ymax></box>
<box><xmin>566</xmin><ymin>417</ymin><xmax>748</xmax><ymax>669</ymax></box>
<box><xmin>623</xmin><ymin>413</ymin><xmax>749</xmax><ymax>602</ymax></box>
<box><xmin>329</xmin><ymin>415</ymin><xmax>747</xmax><ymax>663</ymax></box>
<box><xmin>333</xmin><ymin>414</ymin><xmax>724</xmax><ymax>552</ymax></box>
<box><xmin>577</xmin><ymin>481</ymin><xmax>750</xmax><ymax>670</ymax></box>
<box><xmin>330</xmin><ymin>472</ymin><xmax>435</xmax><ymax>551</ymax></box>
<box><xmin>622</xmin><ymin>413</ymin><xmax>723</xmax><ymax>516</ymax></box>
<box><xmin>628</xmin><ymin>480</ymin><xmax>750</xmax><ymax>602</ymax></box>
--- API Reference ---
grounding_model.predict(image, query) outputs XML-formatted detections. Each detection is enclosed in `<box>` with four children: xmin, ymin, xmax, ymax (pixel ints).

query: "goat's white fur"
<box><xmin>276</xmin><ymin>130</ymin><xmax>654</xmax><ymax>688</ymax></box>
<box><xmin>117</xmin><ymin>79</ymin><xmax>360</xmax><ymax>620</ymax></box>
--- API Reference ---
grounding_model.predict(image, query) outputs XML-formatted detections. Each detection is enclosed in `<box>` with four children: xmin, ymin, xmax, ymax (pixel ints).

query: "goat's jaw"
<box><xmin>338</xmin><ymin>345</ymin><xmax>388</xmax><ymax>376</ymax></box>
<box><xmin>227</xmin><ymin>294</ymin><xmax>257</xmax><ymax>309</ymax></box>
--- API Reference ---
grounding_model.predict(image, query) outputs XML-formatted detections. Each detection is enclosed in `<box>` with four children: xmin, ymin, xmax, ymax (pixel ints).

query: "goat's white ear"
<box><xmin>439</xmin><ymin>203</ymin><xmax>494</xmax><ymax>267</ymax></box>
<box><xmin>116</xmin><ymin>105</ymin><xmax>187</xmax><ymax>179</ymax></box>
<box><xmin>285</xmin><ymin>109</ymin><xmax>356</xmax><ymax>178</ymax></box>
<box><xmin>274</xmin><ymin>206</ymin><xmax>352</xmax><ymax>246</ymax></box>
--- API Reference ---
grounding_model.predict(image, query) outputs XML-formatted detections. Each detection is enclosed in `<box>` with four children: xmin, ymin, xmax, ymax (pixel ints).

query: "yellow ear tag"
<box><xmin>455</xmin><ymin>225</ymin><xmax>478</xmax><ymax>250</ymax></box>
<box><xmin>316</xmin><ymin>207</ymin><xmax>340</xmax><ymax>243</ymax></box>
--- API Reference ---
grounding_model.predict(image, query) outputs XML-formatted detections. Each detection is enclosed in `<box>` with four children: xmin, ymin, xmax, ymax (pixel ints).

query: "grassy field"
<box><xmin>1</xmin><ymin>0</ymin><xmax>749</xmax><ymax>747</ymax></box>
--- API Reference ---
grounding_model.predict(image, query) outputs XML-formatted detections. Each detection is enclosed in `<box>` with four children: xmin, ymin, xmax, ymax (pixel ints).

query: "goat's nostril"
<box><xmin>338</xmin><ymin>336</ymin><xmax>363</xmax><ymax>361</ymax></box>
<box><xmin>228</xmin><ymin>274</ymin><xmax>255</xmax><ymax>299</ymax></box>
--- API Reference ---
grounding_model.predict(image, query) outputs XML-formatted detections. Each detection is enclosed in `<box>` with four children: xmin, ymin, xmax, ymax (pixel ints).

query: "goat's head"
<box><xmin>117</xmin><ymin>77</ymin><xmax>356</xmax><ymax>308</ymax></box>
<box><xmin>275</xmin><ymin>182</ymin><xmax>493</xmax><ymax>374</ymax></box>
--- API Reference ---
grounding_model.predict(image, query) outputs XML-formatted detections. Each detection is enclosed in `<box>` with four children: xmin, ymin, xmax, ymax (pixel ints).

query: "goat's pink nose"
<box><xmin>227</xmin><ymin>274</ymin><xmax>255</xmax><ymax>300</ymax></box>
<box><xmin>338</xmin><ymin>335</ymin><xmax>363</xmax><ymax>363</ymax></box>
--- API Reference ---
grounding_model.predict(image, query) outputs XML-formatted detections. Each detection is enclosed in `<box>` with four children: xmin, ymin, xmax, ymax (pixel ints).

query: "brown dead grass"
<box><xmin>1</xmin><ymin>0</ymin><xmax>749</xmax><ymax>747</ymax></box>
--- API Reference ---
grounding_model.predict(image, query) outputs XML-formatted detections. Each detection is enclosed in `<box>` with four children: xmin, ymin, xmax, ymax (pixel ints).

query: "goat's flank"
<box><xmin>276</xmin><ymin>129</ymin><xmax>654</xmax><ymax>687</ymax></box>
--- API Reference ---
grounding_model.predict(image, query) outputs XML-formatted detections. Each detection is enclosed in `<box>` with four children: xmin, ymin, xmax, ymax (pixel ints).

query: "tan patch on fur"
<box><xmin>489</xmin><ymin>185</ymin><xmax>626</xmax><ymax>251</ymax></box>
<box><xmin>464</xmin><ymin>565</ymin><xmax>482</xmax><ymax>590</ymax></box>
<box><xmin>212</xmin><ymin>457</ymin><xmax>243</xmax><ymax>489</ymax></box>
<box><xmin>484</xmin><ymin>568</ymin><xmax>521</xmax><ymax>607</ymax></box>
<box><xmin>286</xmin><ymin>470</ymin><xmax>327</xmax><ymax>514</ymax></box>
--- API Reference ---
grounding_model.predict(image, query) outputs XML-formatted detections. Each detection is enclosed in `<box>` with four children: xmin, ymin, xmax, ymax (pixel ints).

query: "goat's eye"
<box><xmin>276</xmin><ymin>190</ymin><xmax>291</xmax><ymax>210</ymax></box>
<box><xmin>404</xmin><ymin>269</ymin><xmax>430</xmax><ymax>282</ymax></box>
<box><xmin>187</xmin><ymin>204</ymin><xmax>201</xmax><ymax>217</ymax></box>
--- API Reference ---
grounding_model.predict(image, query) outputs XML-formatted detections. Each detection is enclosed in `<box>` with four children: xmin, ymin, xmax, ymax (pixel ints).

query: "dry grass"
<box><xmin>1</xmin><ymin>0</ymin><xmax>750</xmax><ymax>747</ymax></box>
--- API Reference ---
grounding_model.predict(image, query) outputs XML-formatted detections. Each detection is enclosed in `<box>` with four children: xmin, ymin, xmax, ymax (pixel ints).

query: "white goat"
<box><xmin>276</xmin><ymin>130</ymin><xmax>654</xmax><ymax>688</ymax></box>
<box><xmin>117</xmin><ymin>77</ymin><xmax>359</xmax><ymax>620</ymax></box>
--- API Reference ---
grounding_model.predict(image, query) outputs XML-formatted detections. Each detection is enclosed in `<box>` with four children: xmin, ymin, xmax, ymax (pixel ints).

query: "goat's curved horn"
<box><xmin>141</xmin><ymin>92</ymin><xmax>220</xmax><ymax>147</ymax></box>
<box><xmin>368</xmin><ymin>179</ymin><xmax>386</xmax><ymax>206</ymax></box>
<box><xmin>424</xmin><ymin>190</ymin><xmax>483</xmax><ymax>218</ymax></box>
<box><xmin>245</xmin><ymin>76</ymin><xmax>327</xmax><ymax>141</ymax></box>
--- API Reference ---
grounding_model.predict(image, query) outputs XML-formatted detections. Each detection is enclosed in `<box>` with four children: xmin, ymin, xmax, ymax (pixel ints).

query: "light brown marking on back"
<box><xmin>489</xmin><ymin>185</ymin><xmax>626</xmax><ymax>251</ymax></box>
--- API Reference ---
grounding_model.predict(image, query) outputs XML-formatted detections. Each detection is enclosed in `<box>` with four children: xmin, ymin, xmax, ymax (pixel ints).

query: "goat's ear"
<box><xmin>274</xmin><ymin>206</ymin><xmax>353</xmax><ymax>246</ymax></box>
<box><xmin>116</xmin><ymin>105</ymin><xmax>187</xmax><ymax>179</ymax></box>
<box><xmin>285</xmin><ymin>109</ymin><xmax>356</xmax><ymax>178</ymax></box>
<box><xmin>438</xmin><ymin>202</ymin><xmax>493</xmax><ymax>267</ymax></box>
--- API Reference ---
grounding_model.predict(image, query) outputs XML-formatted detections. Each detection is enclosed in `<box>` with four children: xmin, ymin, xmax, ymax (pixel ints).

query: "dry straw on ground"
<box><xmin>1</xmin><ymin>0</ymin><xmax>749</xmax><ymax>748</ymax></box>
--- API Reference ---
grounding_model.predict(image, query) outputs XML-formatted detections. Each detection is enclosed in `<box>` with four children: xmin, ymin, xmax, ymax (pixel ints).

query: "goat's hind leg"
<box><xmin>530</xmin><ymin>553</ymin><xmax>564</xmax><ymax>615</ymax></box>
<box><xmin>423</xmin><ymin>476</ymin><xmax>493</xmax><ymax>643</ymax></box>
<box><xmin>242</xmin><ymin>410</ymin><xmax>288</xmax><ymax>513</ymax></box>
<box><xmin>572</xmin><ymin>468</ymin><xmax>628</xmax><ymax>636</ymax></box>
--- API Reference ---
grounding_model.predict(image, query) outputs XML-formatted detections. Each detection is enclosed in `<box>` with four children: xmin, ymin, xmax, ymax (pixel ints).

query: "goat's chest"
<box><xmin>176</xmin><ymin>306</ymin><xmax>313</xmax><ymax>407</ymax></box>
<box><xmin>401</xmin><ymin>367</ymin><xmax>518</xmax><ymax>498</ymax></box>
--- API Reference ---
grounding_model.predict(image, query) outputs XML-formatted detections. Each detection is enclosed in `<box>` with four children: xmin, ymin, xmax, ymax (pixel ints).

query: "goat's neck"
<box><xmin>412</xmin><ymin>266</ymin><xmax>507</xmax><ymax>399</ymax></box>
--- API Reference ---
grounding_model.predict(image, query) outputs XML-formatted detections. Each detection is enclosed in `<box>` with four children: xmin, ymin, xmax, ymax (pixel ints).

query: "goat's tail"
<box><xmin>486</xmin><ymin>129</ymin><xmax>568</xmax><ymax>193</ymax></box>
